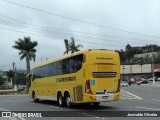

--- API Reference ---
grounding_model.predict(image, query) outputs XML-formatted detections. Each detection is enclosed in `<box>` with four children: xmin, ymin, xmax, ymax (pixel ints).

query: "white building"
<box><xmin>121</xmin><ymin>64</ymin><xmax>151</xmax><ymax>74</ymax></box>
<box><xmin>134</xmin><ymin>52</ymin><xmax>160</xmax><ymax>59</ymax></box>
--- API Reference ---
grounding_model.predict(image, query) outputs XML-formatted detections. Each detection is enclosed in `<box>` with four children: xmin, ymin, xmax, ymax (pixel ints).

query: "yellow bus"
<box><xmin>29</xmin><ymin>49</ymin><xmax>120</xmax><ymax>107</ymax></box>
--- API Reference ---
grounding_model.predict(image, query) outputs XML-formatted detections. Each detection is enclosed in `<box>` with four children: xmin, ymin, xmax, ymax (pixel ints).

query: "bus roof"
<box><xmin>33</xmin><ymin>49</ymin><xmax>118</xmax><ymax>68</ymax></box>
<box><xmin>33</xmin><ymin>50</ymin><xmax>85</xmax><ymax>68</ymax></box>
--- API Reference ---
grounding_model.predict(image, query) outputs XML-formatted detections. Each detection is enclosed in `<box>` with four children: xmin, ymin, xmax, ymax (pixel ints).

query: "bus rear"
<box><xmin>83</xmin><ymin>49</ymin><xmax>120</xmax><ymax>104</ymax></box>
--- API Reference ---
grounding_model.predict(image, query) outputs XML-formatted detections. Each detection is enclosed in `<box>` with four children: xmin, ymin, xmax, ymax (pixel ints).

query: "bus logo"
<box><xmin>96</xmin><ymin>57</ymin><xmax>113</xmax><ymax>60</ymax></box>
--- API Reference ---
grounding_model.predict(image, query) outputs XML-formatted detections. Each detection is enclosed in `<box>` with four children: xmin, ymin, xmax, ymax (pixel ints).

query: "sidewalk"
<box><xmin>142</xmin><ymin>82</ymin><xmax>160</xmax><ymax>87</ymax></box>
<box><xmin>0</xmin><ymin>89</ymin><xmax>14</xmax><ymax>92</ymax></box>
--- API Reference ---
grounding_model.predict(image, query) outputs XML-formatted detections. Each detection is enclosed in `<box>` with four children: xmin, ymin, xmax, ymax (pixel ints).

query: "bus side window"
<box><xmin>62</xmin><ymin>60</ymin><xmax>67</xmax><ymax>74</ymax></box>
<box><xmin>45</xmin><ymin>65</ymin><xmax>51</xmax><ymax>77</ymax></box>
<box><xmin>50</xmin><ymin>63</ymin><xmax>56</xmax><ymax>76</ymax></box>
<box><xmin>74</xmin><ymin>54</ymin><xmax>83</xmax><ymax>72</ymax></box>
<box><xmin>68</xmin><ymin>58</ymin><xmax>75</xmax><ymax>73</ymax></box>
<box><xmin>65</xmin><ymin>58</ymin><xmax>70</xmax><ymax>74</ymax></box>
<box><xmin>66</xmin><ymin>54</ymin><xmax>84</xmax><ymax>73</ymax></box>
<box><xmin>34</xmin><ymin>67</ymin><xmax>43</xmax><ymax>78</ymax></box>
<box><xmin>55</xmin><ymin>61</ymin><xmax>62</xmax><ymax>75</ymax></box>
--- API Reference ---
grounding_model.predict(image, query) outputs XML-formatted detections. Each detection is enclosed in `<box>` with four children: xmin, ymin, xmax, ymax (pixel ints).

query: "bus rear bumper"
<box><xmin>87</xmin><ymin>93</ymin><xmax>120</xmax><ymax>102</ymax></box>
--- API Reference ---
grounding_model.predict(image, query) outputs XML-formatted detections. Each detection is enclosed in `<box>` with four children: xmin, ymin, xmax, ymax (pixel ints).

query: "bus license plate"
<box><xmin>102</xmin><ymin>96</ymin><xmax>108</xmax><ymax>99</ymax></box>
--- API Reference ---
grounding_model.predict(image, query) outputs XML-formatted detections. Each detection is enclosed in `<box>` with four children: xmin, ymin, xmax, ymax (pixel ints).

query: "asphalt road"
<box><xmin>0</xmin><ymin>84</ymin><xmax>160</xmax><ymax>120</ymax></box>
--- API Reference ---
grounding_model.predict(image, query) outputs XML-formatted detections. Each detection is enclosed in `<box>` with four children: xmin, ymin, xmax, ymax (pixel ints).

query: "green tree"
<box><xmin>6</xmin><ymin>70</ymin><xmax>15</xmax><ymax>87</ymax></box>
<box><xmin>125</xmin><ymin>44</ymin><xmax>132</xmax><ymax>51</ymax></box>
<box><xmin>118</xmin><ymin>49</ymin><xmax>126</xmax><ymax>63</ymax></box>
<box><xmin>124</xmin><ymin>44</ymin><xmax>143</xmax><ymax>63</ymax></box>
<box><xmin>13</xmin><ymin>36</ymin><xmax>38</xmax><ymax>92</ymax></box>
<box><xmin>64</xmin><ymin>37</ymin><xmax>83</xmax><ymax>54</ymax></box>
<box><xmin>0</xmin><ymin>76</ymin><xmax>5</xmax><ymax>86</ymax></box>
<box><xmin>120</xmin><ymin>44</ymin><xmax>160</xmax><ymax>64</ymax></box>
<box><xmin>125</xmin><ymin>44</ymin><xmax>134</xmax><ymax>62</ymax></box>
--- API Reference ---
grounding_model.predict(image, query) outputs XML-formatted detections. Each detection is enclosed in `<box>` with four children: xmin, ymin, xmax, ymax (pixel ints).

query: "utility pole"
<box><xmin>130</xmin><ymin>64</ymin><xmax>132</xmax><ymax>78</ymax></box>
<box><xmin>13</xmin><ymin>62</ymin><xmax>17</xmax><ymax>90</ymax></box>
<box><xmin>13</xmin><ymin>62</ymin><xmax>16</xmax><ymax>71</ymax></box>
<box><xmin>41</xmin><ymin>53</ymin><xmax>42</xmax><ymax>62</ymax></box>
<box><xmin>151</xmin><ymin>45</ymin><xmax>155</xmax><ymax>86</ymax></box>
<box><xmin>122</xmin><ymin>66</ymin><xmax>125</xmax><ymax>80</ymax></box>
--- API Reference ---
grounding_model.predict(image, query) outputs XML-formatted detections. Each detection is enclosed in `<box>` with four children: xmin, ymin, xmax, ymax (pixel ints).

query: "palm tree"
<box><xmin>64</xmin><ymin>37</ymin><xmax>83</xmax><ymax>55</ymax></box>
<box><xmin>64</xmin><ymin>39</ymin><xmax>69</xmax><ymax>55</ymax></box>
<box><xmin>13</xmin><ymin>36</ymin><xmax>38</xmax><ymax>92</ymax></box>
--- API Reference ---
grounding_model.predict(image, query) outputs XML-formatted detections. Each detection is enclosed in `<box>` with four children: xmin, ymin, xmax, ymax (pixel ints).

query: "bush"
<box><xmin>0</xmin><ymin>91</ymin><xmax>16</xmax><ymax>95</ymax></box>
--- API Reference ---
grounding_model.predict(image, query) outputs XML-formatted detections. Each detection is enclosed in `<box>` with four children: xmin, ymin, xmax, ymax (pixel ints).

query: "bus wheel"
<box><xmin>65</xmin><ymin>93</ymin><xmax>72</xmax><ymax>108</ymax></box>
<box><xmin>32</xmin><ymin>92</ymin><xmax>39</xmax><ymax>102</ymax></box>
<box><xmin>57</xmin><ymin>93</ymin><xmax>64</xmax><ymax>107</ymax></box>
<box><xmin>93</xmin><ymin>102</ymin><xmax>100</xmax><ymax>106</ymax></box>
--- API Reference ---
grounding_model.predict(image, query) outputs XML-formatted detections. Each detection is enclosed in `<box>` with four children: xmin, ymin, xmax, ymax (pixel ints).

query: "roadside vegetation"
<box><xmin>3</xmin><ymin>36</ymin><xmax>82</xmax><ymax>93</ymax></box>
<box><xmin>0</xmin><ymin>90</ymin><xmax>27</xmax><ymax>95</ymax></box>
<box><xmin>119</xmin><ymin>44</ymin><xmax>160</xmax><ymax>64</ymax></box>
<box><xmin>64</xmin><ymin>37</ymin><xmax>83</xmax><ymax>55</ymax></box>
<box><xmin>13</xmin><ymin>36</ymin><xmax>38</xmax><ymax>92</ymax></box>
<box><xmin>3</xmin><ymin>35</ymin><xmax>160</xmax><ymax>92</ymax></box>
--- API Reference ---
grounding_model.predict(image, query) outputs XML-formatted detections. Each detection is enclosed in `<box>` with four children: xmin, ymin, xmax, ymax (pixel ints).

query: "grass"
<box><xmin>0</xmin><ymin>90</ymin><xmax>28</xmax><ymax>95</ymax></box>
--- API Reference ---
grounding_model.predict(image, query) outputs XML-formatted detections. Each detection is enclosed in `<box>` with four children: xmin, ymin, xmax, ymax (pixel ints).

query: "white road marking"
<box><xmin>0</xmin><ymin>108</ymin><xmax>9</xmax><ymax>111</ymax></box>
<box><xmin>121</xmin><ymin>90</ymin><xmax>143</xmax><ymax>100</ymax></box>
<box><xmin>120</xmin><ymin>97</ymin><xmax>140</xmax><ymax>99</ymax></box>
<box><xmin>152</xmin><ymin>99</ymin><xmax>160</xmax><ymax>102</ymax></box>
<box><xmin>135</xmin><ymin>106</ymin><xmax>160</xmax><ymax>111</ymax></box>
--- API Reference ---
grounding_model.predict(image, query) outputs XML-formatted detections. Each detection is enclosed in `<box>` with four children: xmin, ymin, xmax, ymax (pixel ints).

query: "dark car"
<box><xmin>137</xmin><ymin>80</ymin><xmax>148</xmax><ymax>85</ymax></box>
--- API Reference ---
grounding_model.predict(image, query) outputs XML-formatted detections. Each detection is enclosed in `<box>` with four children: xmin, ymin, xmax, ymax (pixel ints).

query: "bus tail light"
<box><xmin>85</xmin><ymin>80</ymin><xmax>93</xmax><ymax>94</ymax></box>
<box><xmin>116</xmin><ymin>79</ymin><xmax>121</xmax><ymax>93</ymax></box>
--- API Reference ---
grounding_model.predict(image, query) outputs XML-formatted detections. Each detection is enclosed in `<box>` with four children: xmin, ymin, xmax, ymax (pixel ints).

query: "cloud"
<box><xmin>0</xmin><ymin>0</ymin><xmax>160</xmax><ymax>71</ymax></box>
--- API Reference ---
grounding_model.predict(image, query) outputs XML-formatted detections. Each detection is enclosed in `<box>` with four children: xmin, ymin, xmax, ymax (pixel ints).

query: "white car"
<box><xmin>148</xmin><ymin>77</ymin><xmax>156</xmax><ymax>81</ymax></box>
<box><xmin>121</xmin><ymin>81</ymin><xmax>129</xmax><ymax>87</ymax></box>
<box><xmin>156</xmin><ymin>77</ymin><xmax>160</xmax><ymax>81</ymax></box>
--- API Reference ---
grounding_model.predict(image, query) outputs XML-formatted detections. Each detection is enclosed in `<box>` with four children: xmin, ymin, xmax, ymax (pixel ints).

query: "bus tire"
<box><xmin>57</xmin><ymin>92</ymin><xmax>64</xmax><ymax>107</ymax></box>
<box><xmin>65</xmin><ymin>93</ymin><xmax>72</xmax><ymax>108</ymax></box>
<box><xmin>93</xmin><ymin>102</ymin><xmax>100</xmax><ymax>106</ymax></box>
<box><xmin>32</xmin><ymin>91</ymin><xmax>39</xmax><ymax>102</ymax></box>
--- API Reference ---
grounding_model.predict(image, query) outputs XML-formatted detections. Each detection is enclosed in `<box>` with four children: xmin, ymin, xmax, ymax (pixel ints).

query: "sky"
<box><xmin>1</xmin><ymin>0</ymin><xmax>160</xmax><ymax>71</ymax></box>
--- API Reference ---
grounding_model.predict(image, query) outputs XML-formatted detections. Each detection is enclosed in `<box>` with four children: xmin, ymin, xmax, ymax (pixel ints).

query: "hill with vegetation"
<box><xmin>118</xmin><ymin>44</ymin><xmax>160</xmax><ymax>65</ymax></box>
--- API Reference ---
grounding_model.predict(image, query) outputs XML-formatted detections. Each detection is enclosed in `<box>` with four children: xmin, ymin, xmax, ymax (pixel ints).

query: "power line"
<box><xmin>0</xmin><ymin>64</ymin><xmax>12</xmax><ymax>68</ymax></box>
<box><xmin>0</xmin><ymin>18</ymin><xmax>149</xmax><ymax>45</ymax></box>
<box><xmin>1</xmin><ymin>0</ymin><xmax>160</xmax><ymax>38</ymax></box>
<box><xmin>0</xmin><ymin>26</ymin><xmax>124</xmax><ymax>48</ymax></box>
<box><xmin>0</xmin><ymin>14</ymin><xmax>158</xmax><ymax>45</ymax></box>
<box><xmin>0</xmin><ymin>19</ymin><xmax>156</xmax><ymax>47</ymax></box>
<box><xmin>0</xmin><ymin>14</ymin><xmax>148</xmax><ymax>41</ymax></box>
